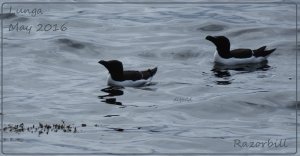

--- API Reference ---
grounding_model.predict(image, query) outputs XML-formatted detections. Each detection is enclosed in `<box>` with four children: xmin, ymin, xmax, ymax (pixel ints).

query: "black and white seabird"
<box><xmin>206</xmin><ymin>35</ymin><xmax>276</xmax><ymax>65</ymax></box>
<box><xmin>99</xmin><ymin>60</ymin><xmax>157</xmax><ymax>87</ymax></box>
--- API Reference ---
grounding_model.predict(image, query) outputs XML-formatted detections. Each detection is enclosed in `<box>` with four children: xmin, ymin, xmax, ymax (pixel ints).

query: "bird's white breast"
<box><xmin>107</xmin><ymin>76</ymin><xmax>152</xmax><ymax>87</ymax></box>
<box><xmin>213</xmin><ymin>51</ymin><xmax>267</xmax><ymax>65</ymax></box>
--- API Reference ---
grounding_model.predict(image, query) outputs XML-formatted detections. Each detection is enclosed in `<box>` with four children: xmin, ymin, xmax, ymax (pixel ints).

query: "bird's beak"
<box><xmin>205</xmin><ymin>35</ymin><xmax>215</xmax><ymax>42</ymax></box>
<box><xmin>98</xmin><ymin>60</ymin><xmax>106</xmax><ymax>65</ymax></box>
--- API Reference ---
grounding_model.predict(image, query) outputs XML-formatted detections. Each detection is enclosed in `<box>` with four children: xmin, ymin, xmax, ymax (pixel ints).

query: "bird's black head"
<box><xmin>206</xmin><ymin>35</ymin><xmax>231</xmax><ymax>58</ymax></box>
<box><xmin>99</xmin><ymin>60</ymin><xmax>124</xmax><ymax>80</ymax></box>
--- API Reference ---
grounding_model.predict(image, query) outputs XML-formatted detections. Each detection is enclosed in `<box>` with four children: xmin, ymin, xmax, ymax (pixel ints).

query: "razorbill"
<box><xmin>99</xmin><ymin>60</ymin><xmax>157</xmax><ymax>87</ymax></box>
<box><xmin>206</xmin><ymin>35</ymin><xmax>276</xmax><ymax>65</ymax></box>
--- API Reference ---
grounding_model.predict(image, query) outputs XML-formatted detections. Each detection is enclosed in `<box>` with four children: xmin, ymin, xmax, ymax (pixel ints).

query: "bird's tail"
<box><xmin>253</xmin><ymin>46</ymin><xmax>276</xmax><ymax>57</ymax></box>
<box><xmin>141</xmin><ymin>67</ymin><xmax>158</xmax><ymax>80</ymax></box>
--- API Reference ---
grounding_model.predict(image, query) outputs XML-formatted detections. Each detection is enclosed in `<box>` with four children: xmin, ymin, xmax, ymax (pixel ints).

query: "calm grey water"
<box><xmin>1</xmin><ymin>1</ymin><xmax>298</xmax><ymax>154</ymax></box>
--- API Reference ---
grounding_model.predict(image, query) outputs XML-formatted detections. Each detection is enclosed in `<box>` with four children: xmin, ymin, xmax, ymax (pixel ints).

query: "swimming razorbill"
<box><xmin>206</xmin><ymin>35</ymin><xmax>276</xmax><ymax>65</ymax></box>
<box><xmin>99</xmin><ymin>60</ymin><xmax>158</xmax><ymax>87</ymax></box>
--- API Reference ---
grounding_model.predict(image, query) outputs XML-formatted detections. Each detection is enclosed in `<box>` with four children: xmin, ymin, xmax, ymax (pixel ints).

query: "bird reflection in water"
<box><xmin>98</xmin><ymin>86</ymin><xmax>124</xmax><ymax>105</ymax></box>
<box><xmin>212</xmin><ymin>61</ymin><xmax>270</xmax><ymax>85</ymax></box>
<box><xmin>212</xmin><ymin>68</ymin><xmax>232</xmax><ymax>85</ymax></box>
